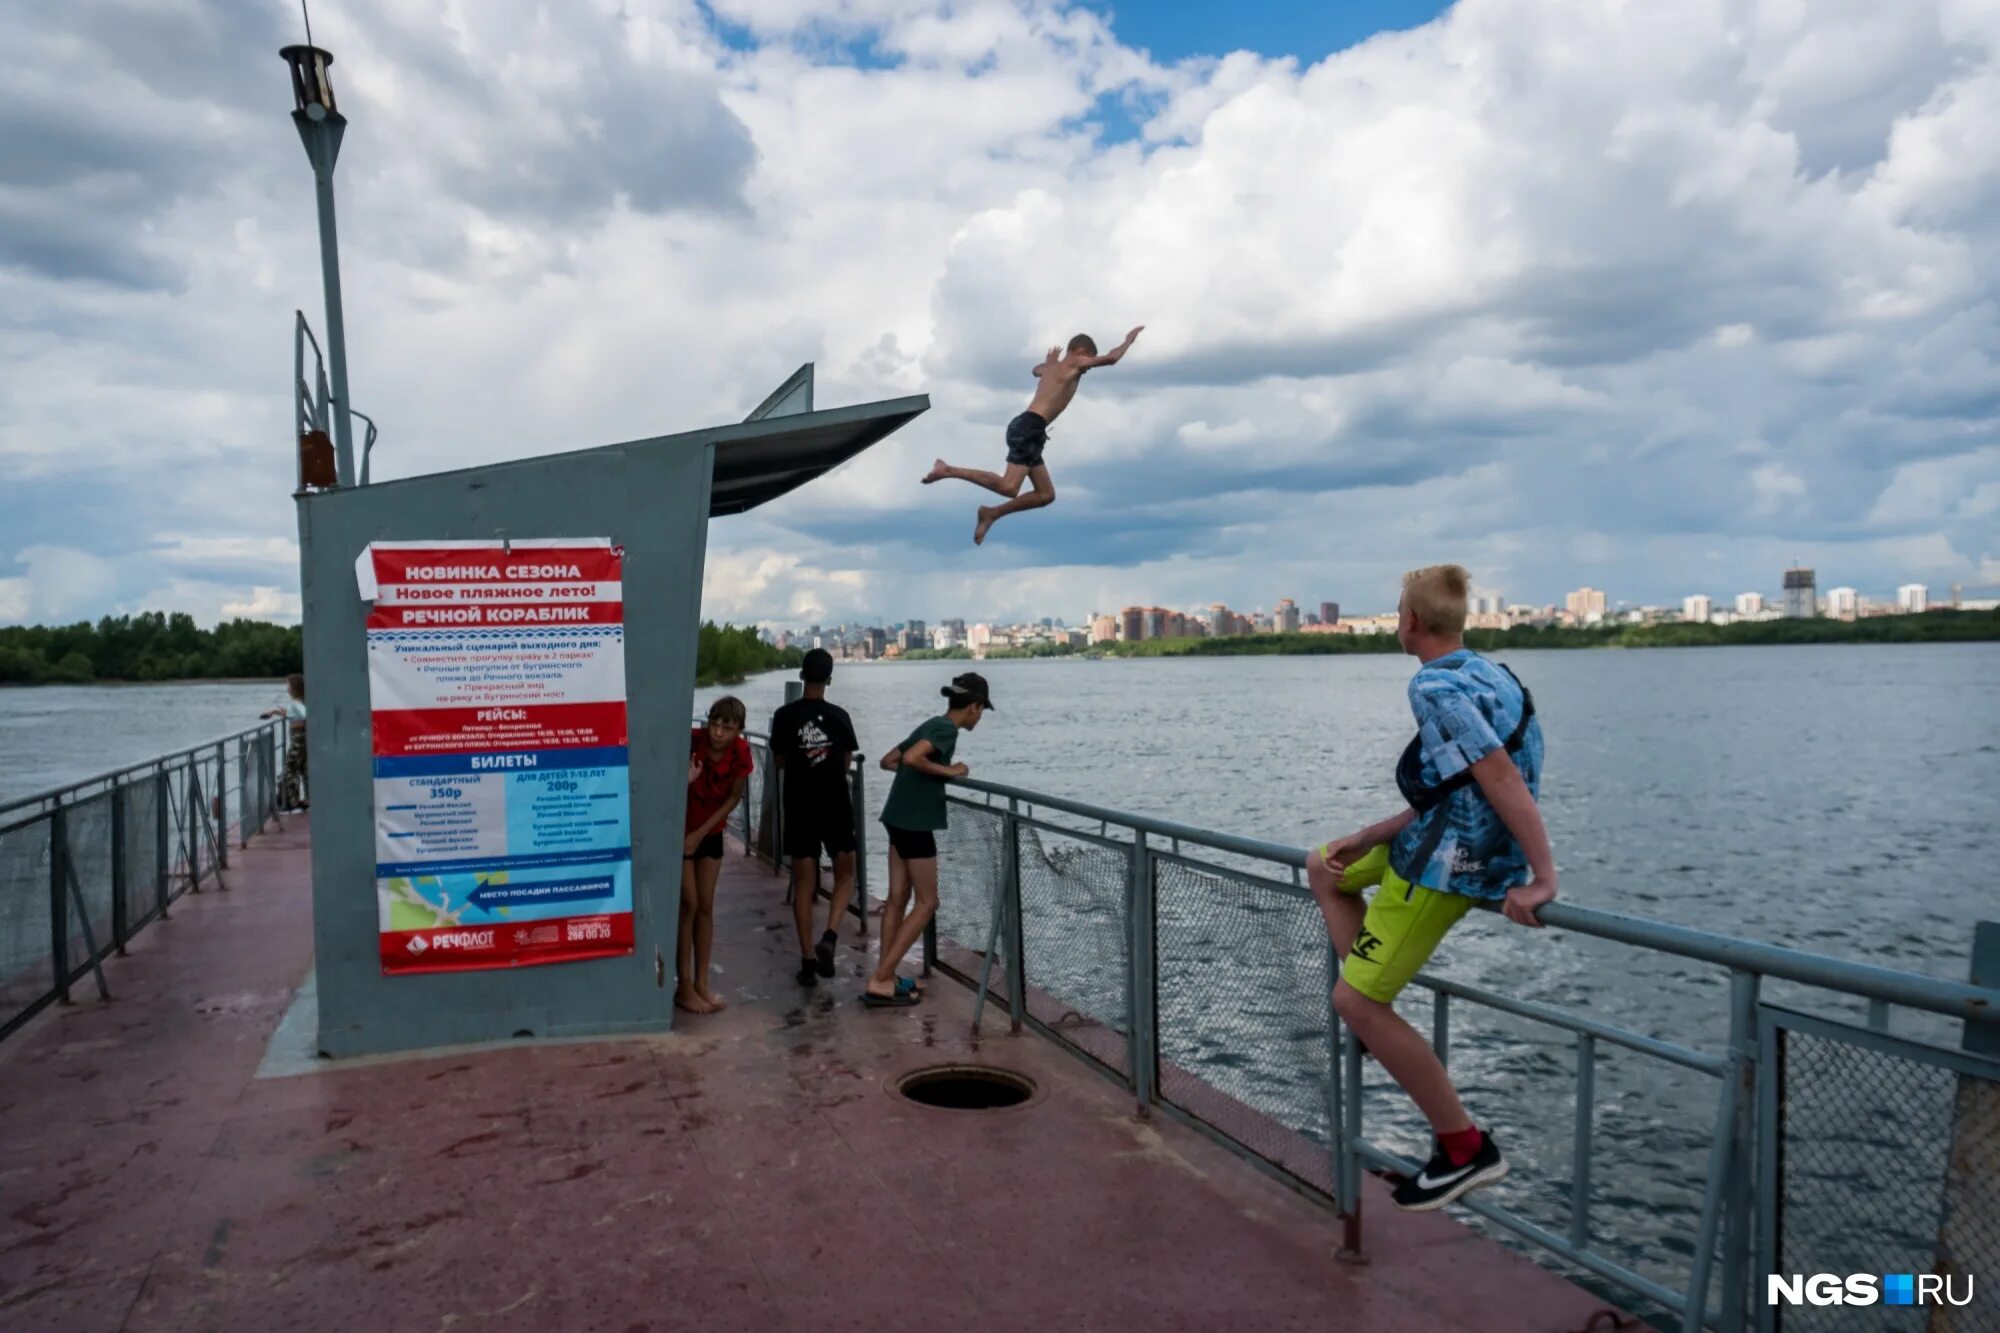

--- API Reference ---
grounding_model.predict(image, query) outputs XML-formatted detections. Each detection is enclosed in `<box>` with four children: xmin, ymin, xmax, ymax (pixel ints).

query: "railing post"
<box><xmin>1324</xmin><ymin>944</ymin><xmax>1360</xmax><ymax>1254</ymax></box>
<box><xmin>185</xmin><ymin>761</ymin><xmax>204</xmax><ymax>892</ymax></box>
<box><xmin>1003</xmin><ymin>800</ymin><xmax>1025</xmax><ymax>1034</ymax></box>
<box><xmin>1683</xmin><ymin>968</ymin><xmax>1759</xmax><ymax>1333</ymax></box>
<box><xmin>111</xmin><ymin>784</ymin><xmax>129</xmax><ymax>954</ymax></box>
<box><xmin>50</xmin><ymin>803</ymin><xmax>70</xmax><ymax>1003</ymax></box>
<box><xmin>238</xmin><ymin>737</ymin><xmax>250</xmax><ymax>850</ymax></box>
<box><xmin>155</xmin><ymin>766</ymin><xmax>170</xmax><ymax>918</ymax></box>
<box><xmin>851</xmin><ymin>759</ymin><xmax>869</xmax><ymax>938</ymax></box>
<box><xmin>214</xmin><ymin>743</ymin><xmax>229</xmax><ymax>869</ymax></box>
<box><xmin>1126</xmin><ymin>829</ymin><xmax>1156</xmax><ymax>1110</ymax></box>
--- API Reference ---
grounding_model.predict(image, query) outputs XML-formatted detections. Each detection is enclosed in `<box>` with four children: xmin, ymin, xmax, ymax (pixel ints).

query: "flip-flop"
<box><xmin>895</xmin><ymin>976</ymin><xmax>924</xmax><ymax>996</ymax></box>
<box><xmin>861</xmin><ymin>990</ymin><xmax>920</xmax><ymax>1008</ymax></box>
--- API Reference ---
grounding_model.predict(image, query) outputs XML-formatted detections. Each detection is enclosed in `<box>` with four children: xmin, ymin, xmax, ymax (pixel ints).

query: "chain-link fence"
<box><xmin>1155</xmin><ymin>850</ymin><xmax>1337</xmax><ymax>1198</ymax></box>
<box><xmin>0</xmin><ymin>721</ymin><xmax>286</xmax><ymax>1042</ymax></box>
<box><xmin>1762</xmin><ymin>1008</ymin><xmax>1999</xmax><ymax>1332</ymax></box>
<box><xmin>927</xmin><ymin>778</ymin><xmax>2000</xmax><ymax>1333</ymax></box>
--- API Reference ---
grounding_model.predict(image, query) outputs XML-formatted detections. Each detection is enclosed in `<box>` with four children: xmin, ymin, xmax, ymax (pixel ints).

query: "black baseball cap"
<box><xmin>942</xmin><ymin>671</ymin><xmax>996</xmax><ymax>710</ymax></box>
<box><xmin>801</xmin><ymin>648</ymin><xmax>835</xmax><ymax>683</ymax></box>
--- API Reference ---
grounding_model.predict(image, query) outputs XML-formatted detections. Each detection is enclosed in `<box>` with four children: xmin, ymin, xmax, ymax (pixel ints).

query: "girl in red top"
<box><xmin>680</xmin><ymin>696</ymin><xmax>752</xmax><ymax>1014</ymax></box>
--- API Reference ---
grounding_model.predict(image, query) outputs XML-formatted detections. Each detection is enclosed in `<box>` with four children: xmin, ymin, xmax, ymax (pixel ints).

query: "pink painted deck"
<box><xmin>0</xmin><ymin>820</ymin><xmax>1631</xmax><ymax>1331</ymax></box>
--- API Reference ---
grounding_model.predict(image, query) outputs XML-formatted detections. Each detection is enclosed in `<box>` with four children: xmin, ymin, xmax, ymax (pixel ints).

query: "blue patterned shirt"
<box><xmin>1388</xmin><ymin>649</ymin><xmax>1544</xmax><ymax>900</ymax></box>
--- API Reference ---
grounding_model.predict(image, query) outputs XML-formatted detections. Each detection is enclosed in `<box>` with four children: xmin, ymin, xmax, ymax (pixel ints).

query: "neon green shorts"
<box><xmin>1324</xmin><ymin>844</ymin><xmax>1473</xmax><ymax>1004</ymax></box>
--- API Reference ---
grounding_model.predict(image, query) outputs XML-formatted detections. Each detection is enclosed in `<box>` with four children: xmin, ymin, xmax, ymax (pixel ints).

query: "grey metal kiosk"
<box><xmin>296</xmin><ymin>372</ymin><xmax>925</xmax><ymax>1058</ymax></box>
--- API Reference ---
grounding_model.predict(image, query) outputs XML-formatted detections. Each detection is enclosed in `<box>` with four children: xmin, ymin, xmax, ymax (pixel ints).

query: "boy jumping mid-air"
<box><xmin>924</xmin><ymin>326</ymin><xmax>1143</xmax><ymax>546</ymax></box>
<box><xmin>1306</xmin><ymin>564</ymin><xmax>1556</xmax><ymax>1212</ymax></box>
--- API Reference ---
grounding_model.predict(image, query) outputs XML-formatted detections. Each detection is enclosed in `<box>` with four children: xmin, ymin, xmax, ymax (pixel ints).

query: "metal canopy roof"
<box><xmin>708</xmin><ymin>394</ymin><xmax>928</xmax><ymax>516</ymax></box>
<box><xmin>315</xmin><ymin>389</ymin><xmax>930</xmax><ymax>517</ymax></box>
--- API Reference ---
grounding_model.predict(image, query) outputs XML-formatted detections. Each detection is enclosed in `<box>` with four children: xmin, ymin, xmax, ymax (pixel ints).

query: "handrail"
<box><xmin>0</xmin><ymin>718</ymin><xmax>285</xmax><ymax>819</ymax></box>
<box><xmin>947</xmin><ymin>774</ymin><xmax>1999</xmax><ymax>1025</ymax></box>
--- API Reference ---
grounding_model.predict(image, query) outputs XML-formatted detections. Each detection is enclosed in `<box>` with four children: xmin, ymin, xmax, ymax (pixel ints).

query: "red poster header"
<box><xmin>371</xmin><ymin>546</ymin><xmax>623</xmax><ymax>585</ymax></box>
<box><xmin>367</xmin><ymin>602</ymin><xmax>624</xmax><ymax>629</ymax></box>
<box><xmin>373</xmin><ymin>702</ymin><xmax>628</xmax><ymax>756</ymax></box>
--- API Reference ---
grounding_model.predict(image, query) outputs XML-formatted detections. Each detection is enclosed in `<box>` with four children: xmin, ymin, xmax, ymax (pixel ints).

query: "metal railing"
<box><xmin>927</xmin><ymin>776</ymin><xmax>2000</xmax><ymax>1332</ymax></box>
<box><xmin>0</xmin><ymin>719</ymin><xmax>291</xmax><ymax>1042</ymax></box>
<box><xmin>728</xmin><ymin>729</ymin><xmax>870</xmax><ymax>933</ymax></box>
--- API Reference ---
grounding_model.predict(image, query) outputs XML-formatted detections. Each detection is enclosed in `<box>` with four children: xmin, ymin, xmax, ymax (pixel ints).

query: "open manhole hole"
<box><xmin>893</xmin><ymin>1064</ymin><xmax>1037</xmax><ymax>1110</ymax></box>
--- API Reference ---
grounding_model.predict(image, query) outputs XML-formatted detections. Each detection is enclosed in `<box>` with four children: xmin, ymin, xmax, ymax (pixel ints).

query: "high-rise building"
<box><xmin>1319</xmin><ymin>601</ymin><xmax>1340</xmax><ymax>626</ymax></box>
<box><xmin>907</xmin><ymin>619</ymin><xmax>927</xmax><ymax>640</ymax></box>
<box><xmin>1826</xmin><ymin>586</ymin><xmax>1860</xmax><ymax>621</ymax></box>
<box><xmin>1897</xmin><ymin>583</ymin><xmax>1929</xmax><ymax>613</ymax></box>
<box><xmin>1141</xmin><ymin>607</ymin><xmax>1167</xmax><ymax>640</ymax></box>
<box><xmin>1682</xmin><ymin>594</ymin><xmax>1712</xmax><ymax>624</ymax></box>
<box><xmin>1275</xmin><ymin>598</ymin><xmax>1301</xmax><ymax>633</ymax></box>
<box><xmin>1782</xmin><ymin>568</ymin><xmax>1817</xmax><ymax>618</ymax></box>
<box><xmin>1470</xmin><ymin>589</ymin><xmax>1505</xmax><ymax>617</ymax></box>
<box><xmin>1120</xmin><ymin>607</ymin><xmax>1143</xmax><ymax>642</ymax></box>
<box><xmin>1089</xmin><ymin>614</ymin><xmax>1117</xmax><ymax>644</ymax></box>
<box><xmin>865</xmin><ymin>627</ymin><xmax>887</xmax><ymax>658</ymax></box>
<box><xmin>968</xmin><ymin>623</ymin><xmax>993</xmax><ymax>653</ymax></box>
<box><xmin>1566</xmin><ymin>587</ymin><xmax>1608</xmax><ymax>623</ymax></box>
<box><xmin>1734</xmin><ymin>592</ymin><xmax>1765</xmax><ymax>615</ymax></box>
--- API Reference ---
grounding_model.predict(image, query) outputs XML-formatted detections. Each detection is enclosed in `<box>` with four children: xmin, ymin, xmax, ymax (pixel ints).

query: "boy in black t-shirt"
<box><xmin>769</xmin><ymin>649</ymin><xmax>862</xmax><ymax>987</ymax></box>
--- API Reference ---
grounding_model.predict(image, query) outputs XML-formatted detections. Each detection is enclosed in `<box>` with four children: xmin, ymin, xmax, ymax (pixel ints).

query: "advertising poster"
<box><xmin>356</xmin><ymin>539</ymin><xmax>633</xmax><ymax>974</ymax></box>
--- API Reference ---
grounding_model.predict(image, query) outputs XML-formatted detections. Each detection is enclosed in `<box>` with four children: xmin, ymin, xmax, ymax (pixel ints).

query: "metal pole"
<box><xmin>1325</xmin><ymin>945</ymin><xmax>1351</xmax><ymax>1220</ymax></box>
<box><xmin>155</xmin><ymin>767</ymin><xmax>170</xmax><ymax>918</ymax></box>
<box><xmin>851</xmin><ymin>759</ymin><xmax>869</xmax><ymax>937</ymax></box>
<box><xmin>1683</xmin><ymin>968</ymin><xmax>1757</xmax><ymax>1333</ymax></box>
<box><xmin>301</xmin><ymin>119</ymin><xmax>357</xmax><ymax>488</ymax></box>
<box><xmin>111</xmin><ymin>784</ymin><xmax>128</xmax><ymax>954</ymax></box>
<box><xmin>1127</xmin><ymin>829</ymin><xmax>1156</xmax><ymax>1108</ymax></box>
<box><xmin>238</xmin><ymin>737</ymin><xmax>250</xmax><ymax>849</ymax></box>
<box><xmin>50</xmin><ymin>804</ymin><xmax>70</xmax><ymax>1004</ymax></box>
<box><xmin>1003</xmin><ymin>801</ymin><xmax>1025</xmax><ymax>1034</ymax></box>
<box><xmin>215</xmin><ymin>743</ymin><xmax>229</xmax><ymax>868</ymax></box>
<box><xmin>1717</xmin><ymin>972</ymin><xmax>1760</xmax><ymax>1333</ymax></box>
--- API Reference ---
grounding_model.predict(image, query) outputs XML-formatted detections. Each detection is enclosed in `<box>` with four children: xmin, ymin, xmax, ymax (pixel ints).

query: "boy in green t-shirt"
<box><xmin>866</xmin><ymin>672</ymin><xmax>994</xmax><ymax>1007</ymax></box>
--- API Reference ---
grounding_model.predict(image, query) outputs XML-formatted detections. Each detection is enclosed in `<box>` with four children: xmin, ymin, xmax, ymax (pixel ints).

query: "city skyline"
<box><xmin>749</xmin><ymin>566</ymin><xmax>1981</xmax><ymax>637</ymax></box>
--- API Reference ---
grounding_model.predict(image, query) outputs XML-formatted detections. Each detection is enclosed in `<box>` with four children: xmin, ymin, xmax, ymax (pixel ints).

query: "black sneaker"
<box><xmin>797</xmin><ymin>958</ymin><xmax>818</xmax><ymax>986</ymax></box>
<box><xmin>815</xmin><ymin>931</ymin><xmax>837</xmax><ymax>978</ymax></box>
<box><xmin>1389</xmin><ymin>1132</ymin><xmax>1508</xmax><ymax>1212</ymax></box>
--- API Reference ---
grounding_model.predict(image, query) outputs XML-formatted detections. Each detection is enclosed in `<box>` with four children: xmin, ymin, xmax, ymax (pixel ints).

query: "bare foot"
<box><xmin>698</xmin><ymin>987</ymin><xmax>728</xmax><ymax>1011</ymax></box>
<box><xmin>974</xmin><ymin>506</ymin><xmax>995</xmax><ymax>546</ymax></box>
<box><xmin>864</xmin><ymin>976</ymin><xmax>897</xmax><ymax>999</ymax></box>
<box><xmin>922</xmin><ymin>459</ymin><xmax>950</xmax><ymax>484</ymax></box>
<box><xmin>674</xmin><ymin>988</ymin><xmax>714</xmax><ymax>1014</ymax></box>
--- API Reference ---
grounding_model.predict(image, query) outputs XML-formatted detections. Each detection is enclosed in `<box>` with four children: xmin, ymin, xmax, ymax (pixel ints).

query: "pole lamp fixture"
<box><xmin>281</xmin><ymin>43</ymin><xmax>358</xmax><ymax>489</ymax></box>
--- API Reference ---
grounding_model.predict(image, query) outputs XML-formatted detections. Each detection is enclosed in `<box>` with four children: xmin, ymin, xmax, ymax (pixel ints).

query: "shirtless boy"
<box><xmin>923</xmin><ymin>326</ymin><xmax>1143</xmax><ymax>545</ymax></box>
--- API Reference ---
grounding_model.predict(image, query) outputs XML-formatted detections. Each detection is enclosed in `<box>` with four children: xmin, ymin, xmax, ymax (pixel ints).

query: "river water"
<box><xmin>7</xmin><ymin>647</ymin><xmax>1996</xmax><ymax>1307</ymax></box>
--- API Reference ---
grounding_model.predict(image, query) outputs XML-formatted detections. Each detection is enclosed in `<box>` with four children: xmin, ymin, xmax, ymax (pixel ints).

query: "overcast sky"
<box><xmin>2</xmin><ymin>0</ymin><xmax>1995</xmax><ymax>628</ymax></box>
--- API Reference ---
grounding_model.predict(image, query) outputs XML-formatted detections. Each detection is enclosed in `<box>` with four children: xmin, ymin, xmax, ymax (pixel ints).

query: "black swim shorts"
<box><xmin>784</xmin><ymin>801</ymin><xmax>858</xmax><ymax>861</ymax></box>
<box><xmin>1005</xmin><ymin>411</ymin><xmax>1048</xmax><ymax>469</ymax></box>
<box><xmin>884</xmin><ymin>823</ymin><xmax>939</xmax><ymax>860</ymax></box>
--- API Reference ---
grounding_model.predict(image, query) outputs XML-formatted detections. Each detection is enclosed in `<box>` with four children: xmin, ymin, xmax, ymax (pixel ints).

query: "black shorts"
<box><xmin>1005</xmin><ymin>411</ymin><xmax>1048</xmax><ymax>469</ymax></box>
<box><xmin>683</xmin><ymin>831</ymin><xmax>724</xmax><ymax>862</ymax></box>
<box><xmin>784</xmin><ymin>804</ymin><xmax>857</xmax><ymax>861</ymax></box>
<box><xmin>884</xmin><ymin>823</ymin><xmax>938</xmax><ymax>861</ymax></box>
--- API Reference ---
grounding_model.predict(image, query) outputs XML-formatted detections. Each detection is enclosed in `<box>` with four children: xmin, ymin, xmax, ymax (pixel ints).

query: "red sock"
<box><xmin>1441</xmin><ymin>1125</ymin><xmax>1484</xmax><ymax>1167</ymax></box>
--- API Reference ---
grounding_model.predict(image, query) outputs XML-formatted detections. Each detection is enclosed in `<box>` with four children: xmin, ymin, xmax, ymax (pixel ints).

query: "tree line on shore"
<box><xmin>0</xmin><ymin>614</ymin><xmax>799</xmax><ymax>687</ymax></box>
